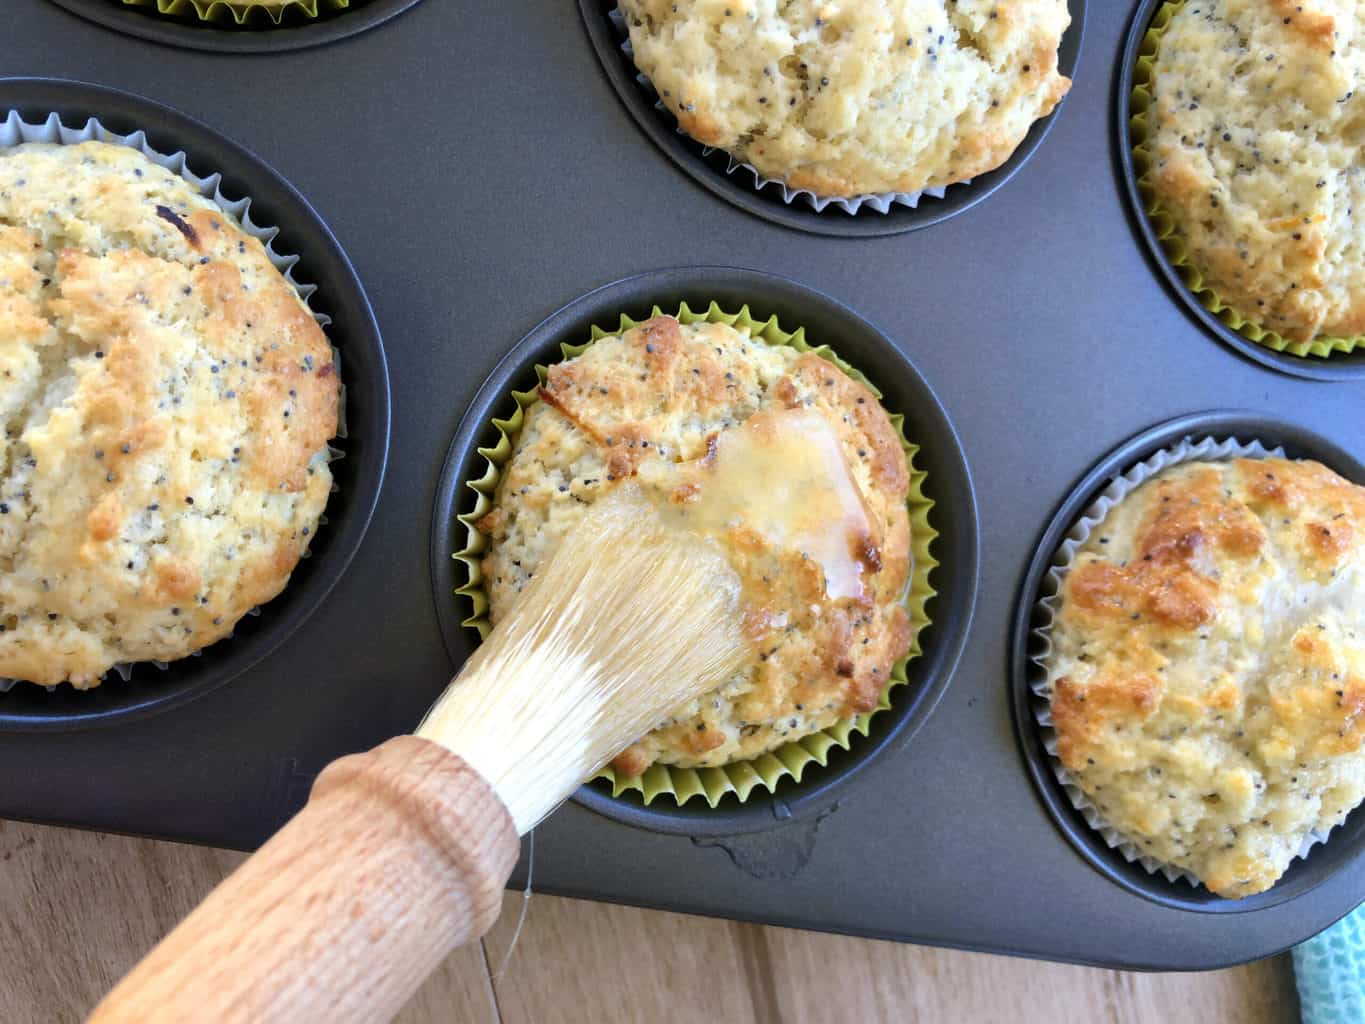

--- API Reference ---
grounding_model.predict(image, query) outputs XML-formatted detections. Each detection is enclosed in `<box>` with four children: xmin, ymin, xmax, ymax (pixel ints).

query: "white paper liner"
<box><xmin>608</xmin><ymin>7</ymin><xmax>968</xmax><ymax>216</ymax></box>
<box><xmin>1029</xmin><ymin>435</ymin><xmax>1338</xmax><ymax>890</ymax></box>
<box><xmin>0</xmin><ymin>111</ymin><xmax>342</xmax><ymax>692</ymax></box>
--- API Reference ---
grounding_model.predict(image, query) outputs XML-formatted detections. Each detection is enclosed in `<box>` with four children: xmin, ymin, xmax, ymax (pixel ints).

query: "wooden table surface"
<box><xmin>0</xmin><ymin>819</ymin><xmax>1300</xmax><ymax>1023</ymax></box>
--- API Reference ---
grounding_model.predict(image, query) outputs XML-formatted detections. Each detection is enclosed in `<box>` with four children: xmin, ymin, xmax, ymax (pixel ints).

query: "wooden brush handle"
<box><xmin>89</xmin><ymin>736</ymin><xmax>519</xmax><ymax>1024</ymax></box>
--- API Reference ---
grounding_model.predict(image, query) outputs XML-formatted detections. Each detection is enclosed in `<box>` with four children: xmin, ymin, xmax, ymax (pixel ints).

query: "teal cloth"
<box><xmin>1295</xmin><ymin>902</ymin><xmax>1365</xmax><ymax>1024</ymax></box>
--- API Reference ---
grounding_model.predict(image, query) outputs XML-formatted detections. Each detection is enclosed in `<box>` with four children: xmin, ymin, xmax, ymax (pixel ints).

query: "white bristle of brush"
<box><xmin>417</xmin><ymin>489</ymin><xmax>747</xmax><ymax>834</ymax></box>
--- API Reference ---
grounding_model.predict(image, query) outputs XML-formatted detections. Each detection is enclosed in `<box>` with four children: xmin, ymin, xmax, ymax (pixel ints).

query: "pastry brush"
<box><xmin>90</xmin><ymin>490</ymin><xmax>746</xmax><ymax>1024</ymax></box>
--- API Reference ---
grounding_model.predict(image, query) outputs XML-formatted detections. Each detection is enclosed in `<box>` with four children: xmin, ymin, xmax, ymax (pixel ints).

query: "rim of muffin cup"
<box><xmin>580</xmin><ymin>0</ymin><xmax>1087</xmax><ymax>238</ymax></box>
<box><xmin>0</xmin><ymin>78</ymin><xmax>389</xmax><ymax>731</ymax></box>
<box><xmin>1116</xmin><ymin>0</ymin><xmax>1365</xmax><ymax>382</ymax></box>
<box><xmin>1010</xmin><ymin>410</ymin><xmax>1365</xmax><ymax>912</ymax></box>
<box><xmin>45</xmin><ymin>0</ymin><xmax>423</xmax><ymax>52</ymax></box>
<box><xmin>429</xmin><ymin>267</ymin><xmax>979</xmax><ymax>836</ymax></box>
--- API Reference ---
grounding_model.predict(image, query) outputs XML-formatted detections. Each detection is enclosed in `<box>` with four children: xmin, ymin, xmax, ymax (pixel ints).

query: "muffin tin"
<box><xmin>4</xmin><ymin>0</ymin><xmax>1364</xmax><ymax>970</ymax></box>
<box><xmin>583</xmin><ymin>0</ymin><xmax>1087</xmax><ymax>237</ymax></box>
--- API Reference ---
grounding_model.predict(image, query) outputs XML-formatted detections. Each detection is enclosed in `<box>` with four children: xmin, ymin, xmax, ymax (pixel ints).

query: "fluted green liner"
<box><xmin>121</xmin><ymin>0</ymin><xmax>354</xmax><ymax>27</ymax></box>
<box><xmin>1129</xmin><ymin>0</ymin><xmax>1363</xmax><ymax>359</ymax></box>
<box><xmin>453</xmin><ymin>302</ymin><xmax>937</xmax><ymax>808</ymax></box>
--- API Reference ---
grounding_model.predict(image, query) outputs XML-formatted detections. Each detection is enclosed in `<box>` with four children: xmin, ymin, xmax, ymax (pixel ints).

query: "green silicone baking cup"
<box><xmin>120</xmin><ymin>0</ymin><xmax>353</xmax><ymax>27</ymax></box>
<box><xmin>452</xmin><ymin>301</ymin><xmax>938</xmax><ymax>808</ymax></box>
<box><xmin>1130</xmin><ymin>0</ymin><xmax>1363</xmax><ymax>359</ymax></box>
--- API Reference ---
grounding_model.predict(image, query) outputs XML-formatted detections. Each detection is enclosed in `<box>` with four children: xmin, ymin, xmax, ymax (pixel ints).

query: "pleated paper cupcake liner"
<box><xmin>454</xmin><ymin>300</ymin><xmax>937</xmax><ymax>807</ymax></box>
<box><xmin>0</xmin><ymin>111</ymin><xmax>344</xmax><ymax>692</ymax></box>
<box><xmin>1129</xmin><ymin>0</ymin><xmax>1365</xmax><ymax>359</ymax></box>
<box><xmin>1030</xmin><ymin>435</ymin><xmax>1336</xmax><ymax>889</ymax></box>
<box><xmin>607</xmin><ymin>7</ymin><xmax>966</xmax><ymax>216</ymax></box>
<box><xmin>119</xmin><ymin>0</ymin><xmax>355</xmax><ymax>28</ymax></box>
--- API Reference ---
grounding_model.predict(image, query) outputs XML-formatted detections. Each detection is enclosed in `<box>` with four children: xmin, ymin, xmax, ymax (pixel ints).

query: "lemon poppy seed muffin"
<box><xmin>1046</xmin><ymin>458</ymin><xmax>1365</xmax><ymax>898</ymax></box>
<box><xmin>0</xmin><ymin>142</ymin><xmax>338</xmax><ymax>688</ymax></box>
<box><xmin>477</xmin><ymin>316</ymin><xmax>914</xmax><ymax>775</ymax></box>
<box><xmin>618</xmin><ymin>0</ymin><xmax>1072</xmax><ymax>197</ymax></box>
<box><xmin>1150</xmin><ymin>0</ymin><xmax>1365</xmax><ymax>342</ymax></box>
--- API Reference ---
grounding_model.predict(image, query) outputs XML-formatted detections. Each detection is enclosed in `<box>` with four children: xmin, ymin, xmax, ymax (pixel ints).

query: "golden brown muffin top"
<box><xmin>0</xmin><ymin>142</ymin><xmax>337</xmax><ymax>687</ymax></box>
<box><xmin>1047</xmin><ymin>458</ymin><xmax>1365</xmax><ymax>897</ymax></box>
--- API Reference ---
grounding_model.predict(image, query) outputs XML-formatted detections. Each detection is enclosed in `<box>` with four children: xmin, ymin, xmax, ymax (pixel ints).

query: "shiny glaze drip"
<box><xmin>644</xmin><ymin>407</ymin><xmax>876</xmax><ymax>602</ymax></box>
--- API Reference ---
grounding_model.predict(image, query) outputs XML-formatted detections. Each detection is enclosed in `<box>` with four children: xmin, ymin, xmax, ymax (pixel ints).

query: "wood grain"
<box><xmin>90</xmin><ymin>738</ymin><xmax>519</xmax><ymax>1024</ymax></box>
<box><xmin>482</xmin><ymin>893</ymin><xmax>1300</xmax><ymax>1024</ymax></box>
<box><xmin>0</xmin><ymin>821</ymin><xmax>244</xmax><ymax>1023</ymax></box>
<box><xmin>1</xmin><ymin>820</ymin><xmax>1301</xmax><ymax>1023</ymax></box>
<box><xmin>759</xmin><ymin>919</ymin><xmax>1300</xmax><ymax>1024</ymax></box>
<box><xmin>482</xmin><ymin>890</ymin><xmax>760</xmax><ymax>1023</ymax></box>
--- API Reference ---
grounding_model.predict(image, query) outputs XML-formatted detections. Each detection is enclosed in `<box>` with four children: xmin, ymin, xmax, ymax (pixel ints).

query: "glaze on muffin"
<box><xmin>477</xmin><ymin>316</ymin><xmax>914</xmax><ymax>773</ymax></box>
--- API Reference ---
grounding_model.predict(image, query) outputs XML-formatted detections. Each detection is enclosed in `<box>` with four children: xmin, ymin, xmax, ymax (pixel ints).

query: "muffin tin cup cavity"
<box><xmin>453</xmin><ymin>301</ymin><xmax>938</xmax><ymax>813</ymax></box>
<box><xmin>431</xmin><ymin>267</ymin><xmax>978</xmax><ymax>836</ymax></box>
<box><xmin>581</xmin><ymin>0</ymin><xmax>1086</xmax><ymax>237</ymax></box>
<box><xmin>46</xmin><ymin>0</ymin><xmax>423</xmax><ymax>52</ymax></box>
<box><xmin>1118</xmin><ymin>0</ymin><xmax>1365</xmax><ymax>381</ymax></box>
<box><xmin>1010</xmin><ymin>411</ymin><xmax>1365</xmax><ymax>912</ymax></box>
<box><xmin>0</xmin><ymin>78</ymin><xmax>389</xmax><ymax>731</ymax></box>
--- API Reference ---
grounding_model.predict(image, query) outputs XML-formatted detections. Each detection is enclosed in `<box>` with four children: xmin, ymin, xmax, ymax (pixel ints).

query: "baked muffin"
<box><xmin>618</xmin><ymin>0</ymin><xmax>1072</xmax><ymax>197</ymax></box>
<box><xmin>477</xmin><ymin>315</ymin><xmax>914</xmax><ymax>774</ymax></box>
<box><xmin>1149</xmin><ymin>0</ymin><xmax>1365</xmax><ymax>342</ymax></box>
<box><xmin>1046</xmin><ymin>458</ymin><xmax>1365</xmax><ymax>898</ymax></box>
<box><xmin>0</xmin><ymin>142</ymin><xmax>338</xmax><ymax>688</ymax></box>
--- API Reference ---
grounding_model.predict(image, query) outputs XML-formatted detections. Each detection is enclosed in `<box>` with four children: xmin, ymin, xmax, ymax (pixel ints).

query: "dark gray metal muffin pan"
<box><xmin>3</xmin><ymin>0</ymin><xmax>1363</xmax><ymax>970</ymax></box>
